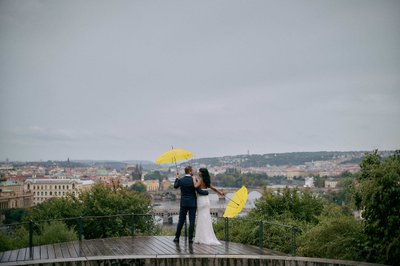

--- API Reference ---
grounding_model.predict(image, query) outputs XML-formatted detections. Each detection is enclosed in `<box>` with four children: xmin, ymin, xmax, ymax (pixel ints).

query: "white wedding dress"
<box><xmin>194</xmin><ymin>191</ymin><xmax>221</xmax><ymax>245</ymax></box>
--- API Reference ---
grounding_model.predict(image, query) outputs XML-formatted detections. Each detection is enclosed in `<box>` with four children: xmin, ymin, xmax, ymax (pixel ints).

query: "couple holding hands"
<box><xmin>173</xmin><ymin>166</ymin><xmax>224</xmax><ymax>245</ymax></box>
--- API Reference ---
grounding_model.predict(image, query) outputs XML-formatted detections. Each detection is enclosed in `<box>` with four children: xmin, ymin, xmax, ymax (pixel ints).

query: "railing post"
<box><xmin>258</xmin><ymin>221</ymin><xmax>264</xmax><ymax>249</ymax></box>
<box><xmin>131</xmin><ymin>214</ymin><xmax>135</xmax><ymax>238</ymax></box>
<box><xmin>29</xmin><ymin>220</ymin><xmax>33</xmax><ymax>259</ymax></box>
<box><xmin>291</xmin><ymin>226</ymin><xmax>297</xmax><ymax>256</ymax></box>
<box><xmin>224</xmin><ymin>217</ymin><xmax>229</xmax><ymax>242</ymax></box>
<box><xmin>78</xmin><ymin>216</ymin><xmax>83</xmax><ymax>241</ymax></box>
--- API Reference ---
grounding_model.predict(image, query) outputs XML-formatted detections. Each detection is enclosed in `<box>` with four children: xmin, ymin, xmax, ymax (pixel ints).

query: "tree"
<box><xmin>144</xmin><ymin>170</ymin><xmax>166</xmax><ymax>182</ymax></box>
<box><xmin>299</xmin><ymin>215</ymin><xmax>364</xmax><ymax>261</ymax></box>
<box><xmin>354</xmin><ymin>150</ymin><xmax>400</xmax><ymax>265</ymax></box>
<box><xmin>324</xmin><ymin>177</ymin><xmax>355</xmax><ymax>207</ymax></box>
<box><xmin>251</xmin><ymin>188</ymin><xmax>324</xmax><ymax>224</ymax></box>
<box><xmin>129</xmin><ymin>182</ymin><xmax>147</xmax><ymax>193</ymax></box>
<box><xmin>2</xmin><ymin>208</ymin><xmax>28</xmax><ymax>224</ymax></box>
<box><xmin>313</xmin><ymin>175</ymin><xmax>327</xmax><ymax>188</ymax></box>
<box><xmin>26</xmin><ymin>183</ymin><xmax>156</xmax><ymax>240</ymax></box>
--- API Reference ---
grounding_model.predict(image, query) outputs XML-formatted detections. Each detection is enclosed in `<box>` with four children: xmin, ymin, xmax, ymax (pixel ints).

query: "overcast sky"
<box><xmin>0</xmin><ymin>1</ymin><xmax>399</xmax><ymax>162</ymax></box>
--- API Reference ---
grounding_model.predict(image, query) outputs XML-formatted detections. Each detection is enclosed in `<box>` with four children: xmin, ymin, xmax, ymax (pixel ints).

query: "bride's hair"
<box><xmin>199</xmin><ymin>168</ymin><xmax>211</xmax><ymax>188</ymax></box>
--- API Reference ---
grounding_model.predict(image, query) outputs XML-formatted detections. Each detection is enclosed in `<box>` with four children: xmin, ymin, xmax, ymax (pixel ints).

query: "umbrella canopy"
<box><xmin>155</xmin><ymin>148</ymin><xmax>193</xmax><ymax>165</ymax></box>
<box><xmin>223</xmin><ymin>186</ymin><xmax>248</xmax><ymax>218</ymax></box>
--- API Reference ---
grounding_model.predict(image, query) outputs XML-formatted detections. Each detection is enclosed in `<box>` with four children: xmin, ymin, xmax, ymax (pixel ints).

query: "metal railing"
<box><xmin>216</xmin><ymin>216</ymin><xmax>298</xmax><ymax>255</ymax></box>
<box><xmin>0</xmin><ymin>213</ymin><xmax>298</xmax><ymax>258</ymax></box>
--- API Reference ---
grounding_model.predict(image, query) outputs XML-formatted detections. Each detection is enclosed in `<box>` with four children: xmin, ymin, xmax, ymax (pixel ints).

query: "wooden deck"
<box><xmin>0</xmin><ymin>236</ymin><xmax>283</xmax><ymax>265</ymax></box>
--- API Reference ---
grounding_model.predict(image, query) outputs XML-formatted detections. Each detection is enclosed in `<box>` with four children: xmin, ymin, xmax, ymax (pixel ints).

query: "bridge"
<box><xmin>152</xmin><ymin>207</ymin><xmax>252</xmax><ymax>223</ymax></box>
<box><xmin>148</xmin><ymin>187</ymin><xmax>265</xmax><ymax>201</ymax></box>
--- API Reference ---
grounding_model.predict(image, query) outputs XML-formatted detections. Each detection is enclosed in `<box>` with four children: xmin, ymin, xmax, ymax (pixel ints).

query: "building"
<box><xmin>0</xmin><ymin>180</ymin><xmax>33</xmax><ymax>223</ymax></box>
<box><xmin>143</xmin><ymin>180</ymin><xmax>159</xmax><ymax>192</ymax></box>
<box><xmin>161</xmin><ymin>178</ymin><xmax>172</xmax><ymax>191</ymax></box>
<box><xmin>0</xmin><ymin>180</ymin><xmax>33</xmax><ymax>209</ymax></box>
<box><xmin>24</xmin><ymin>178</ymin><xmax>94</xmax><ymax>206</ymax></box>
<box><xmin>325</xmin><ymin>178</ymin><xmax>339</xmax><ymax>189</ymax></box>
<box><xmin>304</xmin><ymin>176</ymin><xmax>315</xmax><ymax>188</ymax></box>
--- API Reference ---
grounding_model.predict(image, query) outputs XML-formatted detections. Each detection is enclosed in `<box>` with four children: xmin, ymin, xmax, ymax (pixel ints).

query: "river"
<box><xmin>152</xmin><ymin>191</ymin><xmax>262</xmax><ymax>226</ymax></box>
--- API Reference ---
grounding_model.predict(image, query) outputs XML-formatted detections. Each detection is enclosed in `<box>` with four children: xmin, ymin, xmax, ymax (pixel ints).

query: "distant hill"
<box><xmin>73</xmin><ymin>160</ymin><xmax>154</xmax><ymax>171</ymax></box>
<box><xmin>189</xmin><ymin>151</ymin><xmax>372</xmax><ymax>168</ymax></box>
<box><xmin>5</xmin><ymin>150</ymin><xmax>396</xmax><ymax>170</ymax></box>
<box><xmin>122</xmin><ymin>160</ymin><xmax>155</xmax><ymax>165</ymax></box>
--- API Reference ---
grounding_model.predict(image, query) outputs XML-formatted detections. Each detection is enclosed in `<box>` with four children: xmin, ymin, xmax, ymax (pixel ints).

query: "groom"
<box><xmin>173</xmin><ymin>165</ymin><xmax>208</xmax><ymax>244</ymax></box>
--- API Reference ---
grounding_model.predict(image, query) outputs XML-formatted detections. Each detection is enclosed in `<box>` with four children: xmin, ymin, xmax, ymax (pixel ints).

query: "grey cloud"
<box><xmin>0</xmin><ymin>0</ymin><xmax>399</xmax><ymax>161</ymax></box>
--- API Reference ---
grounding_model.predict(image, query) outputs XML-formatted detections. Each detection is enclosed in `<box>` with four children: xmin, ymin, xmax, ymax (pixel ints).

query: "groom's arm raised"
<box><xmin>192</xmin><ymin>176</ymin><xmax>201</xmax><ymax>188</ymax></box>
<box><xmin>174</xmin><ymin>172</ymin><xmax>181</xmax><ymax>189</ymax></box>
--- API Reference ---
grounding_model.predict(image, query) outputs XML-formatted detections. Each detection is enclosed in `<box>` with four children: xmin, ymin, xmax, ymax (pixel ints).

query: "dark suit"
<box><xmin>174</xmin><ymin>174</ymin><xmax>208</xmax><ymax>240</ymax></box>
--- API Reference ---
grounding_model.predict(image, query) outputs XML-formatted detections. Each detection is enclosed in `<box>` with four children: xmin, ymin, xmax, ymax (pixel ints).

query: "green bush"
<box><xmin>0</xmin><ymin>225</ymin><xmax>28</xmax><ymax>251</ymax></box>
<box><xmin>34</xmin><ymin>221</ymin><xmax>77</xmax><ymax>245</ymax></box>
<box><xmin>298</xmin><ymin>215</ymin><xmax>364</xmax><ymax>261</ymax></box>
<box><xmin>25</xmin><ymin>183</ymin><xmax>156</xmax><ymax>240</ymax></box>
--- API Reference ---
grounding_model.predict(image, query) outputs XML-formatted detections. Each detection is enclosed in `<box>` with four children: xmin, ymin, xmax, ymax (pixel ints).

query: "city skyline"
<box><xmin>1</xmin><ymin>1</ymin><xmax>399</xmax><ymax>161</ymax></box>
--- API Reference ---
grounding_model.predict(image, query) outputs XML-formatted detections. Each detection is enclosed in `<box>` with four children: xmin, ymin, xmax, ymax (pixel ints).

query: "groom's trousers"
<box><xmin>175</xmin><ymin>206</ymin><xmax>196</xmax><ymax>240</ymax></box>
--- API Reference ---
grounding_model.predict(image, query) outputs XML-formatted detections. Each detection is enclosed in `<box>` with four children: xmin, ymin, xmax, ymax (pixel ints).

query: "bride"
<box><xmin>192</xmin><ymin>168</ymin><xmax>224</xmax><ymax>245</ymax></box>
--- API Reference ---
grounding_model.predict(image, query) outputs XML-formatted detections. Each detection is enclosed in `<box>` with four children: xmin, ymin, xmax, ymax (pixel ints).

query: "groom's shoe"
<box><xmin>173</xmin><ymin>238</ymin><xmax>179</xmax><ymax>243</ymax></box>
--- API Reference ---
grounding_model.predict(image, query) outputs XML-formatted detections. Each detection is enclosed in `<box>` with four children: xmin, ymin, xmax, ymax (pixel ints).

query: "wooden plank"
<box><xmin>156</xmin><ymin>236</ymin><xmax>182</xmax><ymax>254</ymax></box>
<box><xmin>156</xmin><ymin>236</ymin><xmax>212</xmax><ymax>255</ymax></box>
<box><xmin>101</xmin><ymin>238</ymin><xmax>121</xmax><ymax>256</ymax></box>
<box><xmin>59</xmin><ymin>242</ymin><xmax>71</xmax><ymax>258</ymax></box>
<box><xmin>126</xmin><ymin>237</ymin><xmax>151</xmax><ymax>255</ymax></box>
<box><xmin>156</xmin><ymin>236</ymin><xmax>189</xmax><ymax>255</ymax></box>
<box><xmin>0</xmin><ymin>236</ymin><xmax>284</xmax><ymax>265</ymax></box>
<box><xmin>122</xmin><ymin>237</ymin><xmax>152</xmax><ymax>255</ymax></box>
<box><xmin>152</xmin><ymin>236</ymin><xmax>176</xmax><ymax>254</ymax></box>
<box><xmin>47</xmin><ymin>243</ymin><xmax>56</xmax><ymax>259</ymax></box>
<box><xmin>7</xmin><ymin>250</ymin><xmax>18</xmax><ymax>262</ymax></box>
<box><xmin>53</xmin><ymin>243</ymin><xmax>64</xmax><ymax>259</ymax></box>
<box><xmin>72</xmin><ymin>241</ymin><xmax>83</xmax><ymax>257</ymax></box>
<box><xmin>79</xmin><ymin>240</ymin><xmax>92</xmax><ymax>257</ymax></box>
<box><xmin>160</xmin><ymin>236</ymin><xmax>201</xmax><ymax>254</ymax></box>
<box><xmin>33</xmin><ymin>246</ymin><xmax>41</xmax><ymax>260</ymax></box>
<box><xmin>140</xmin><ymin>237</ymin><xmax>170</xmax><ymax>255</ymax></box>
<box><xmin>0</xmin><ymin>251</ymin><xmax>12</xmax><ymax>262</ymax></box>
<box><xmin>16</xmin><ymin>248</ymin><xmax>27</xmax><ymax>261</ymax></box>
<box><xmin>93</xmin><ymin>239</ymin><xmax>110</xmax><ymax>256</ymax></box>
<box><xmin>231</xmin><ymin>242</ymin><xmax>263</xmax><ymax>255</ymax></box>
<box><xmin>91</xmin><ymin>239</ymin><xmax>112</xmax><ymax>257</ymax></box>
<box><xmin>40</xmin><ymin>244</ymin><xmax>48</xmax><ymax>260</ymax></box>
<box><xmin>24</xmin><ymin>246</ymin><xmax>33</xmax><ymax>260</ymax></box>
<box><xmin>147</xmin><ymin>236</ymin><xmax>174</xmax><ymax>254</ymax></box>
<box><xmin>204</xmin><ymin>242</ymin><xmax>229</xmax><ymax>254</ymax></box>
<box><xmin>233</xmin><ymin>242</ymin><xmax>264</xmax><ymax>254</ymax></box>
<box><xmin>82</xmin><ymin>239</ymin><xmax>102</xmax><ymax>257</ymax></box>
<box><xmin>193</xmin><ymin>244</ymin><xmax>217</xmax><ymax>254</ymax></box>
<box><xmin>67</xmin><ymin>241</ymin><xmax>78</xmax><ymax>258</ymax></box>
<box><xmin>130</xmin><ymin>238</ymin><xmax>154</xmax><ymax>255</ymax></box>
<box><xmin>108</xmin><ymin>238</ymin><xmax>134</xmax><ymax>255</ymax></box>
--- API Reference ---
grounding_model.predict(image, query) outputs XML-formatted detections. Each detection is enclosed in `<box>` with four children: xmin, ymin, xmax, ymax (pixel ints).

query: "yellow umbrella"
<box><xmin>223</xmin><ymin>186</ymin><xmax>248</xmax><ymax>218</ymax></box>
<box><xmin>155</xmin><ymin>148</ymin><xmax>193</xmax><ymax>172</ymax></box>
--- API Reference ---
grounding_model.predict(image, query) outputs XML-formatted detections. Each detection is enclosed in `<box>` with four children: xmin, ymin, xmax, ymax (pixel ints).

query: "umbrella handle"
<box><xmin>171</xmin><ymin>145</ymin><xmax>179</xmax><ymax>174</ymax></box>
<box><xmin>224</xmin><ymin>194</ymin><xmax>239</xmax><ymax>206</ymax></box>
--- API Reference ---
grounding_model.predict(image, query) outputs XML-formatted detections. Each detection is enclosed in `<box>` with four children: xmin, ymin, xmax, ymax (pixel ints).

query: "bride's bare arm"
<box><xmin>210</xmin><ymin>185</ymin><xmax>225</xmax><ymax>196</ymax></box>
